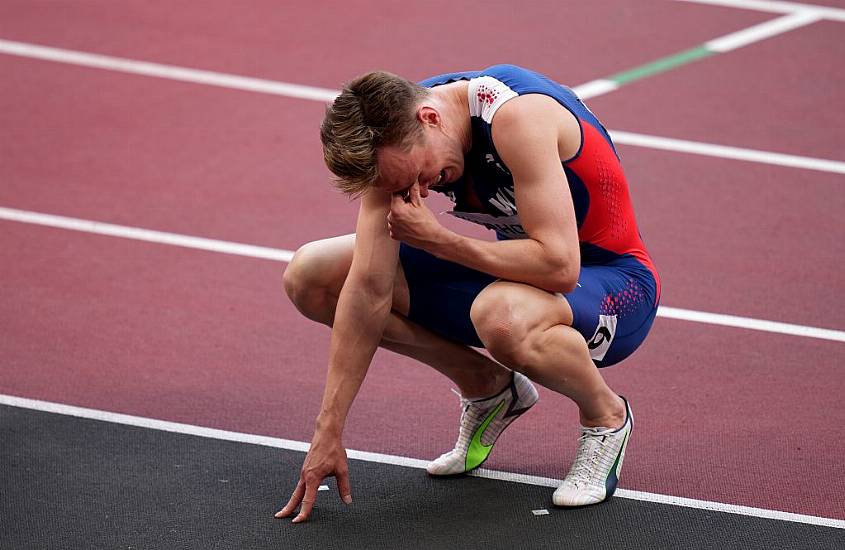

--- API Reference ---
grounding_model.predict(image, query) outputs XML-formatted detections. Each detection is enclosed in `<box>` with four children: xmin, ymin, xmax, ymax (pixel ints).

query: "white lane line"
<box><xmin>577</xmin><ymin>13</ymin><xmax>820</xmax><ymax>100</ymax></box>
<box><xmin>0</xmin><ymin>39</ymin><xmax>338</xmax><ymax>102</ymax></box>
<box><xmin>659</xmin><ymin>306</ymin><xmax>845</xmax><ymax>343</ymax></box>
<box><xmin>609</xmin><ymin>130</ymin><xmax>845</xmax><ymax>175</ymax></box>
<box><xmin>2</xmin><ymin>39</ymin><xmax>844</xmax><ymax>175</ymax></box>
<box><xmin>1</xmin><ymin>393</ymin><xmax>842</xmax><ymax>529</ymax></box>
<box><xmin>2</xmin><ymin>206</ymin><xmax>844</xmax><ymax>344</ymax></box>
<box><xmin>572</xmin><ymin>79</ymin><xmax>620</xmax><ymax>99</ymax></box>
<box><xmin>0</xmin><ymin>206</ymin><xmax>293</xmax><ymax>263</ymax></box>
<box><xmin>473</xmin><ymin>467</ymin><xmax>845</xmax><ymax>528</ymax></box>
<box><xmin>705</xmin><ymin>10</ymin><xmax>821</xmax><ymax>52</ymax></box>
<box><xmin>676</xmin><ymin>0</ymin><xmax>845</xmax><ymax>21</ymax></box>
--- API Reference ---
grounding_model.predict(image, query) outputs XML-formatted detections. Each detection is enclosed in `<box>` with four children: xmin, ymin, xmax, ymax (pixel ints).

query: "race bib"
<box><xmin>445</xmin><ymin>211</ymin><xmax>529</xmax><ymax>240</ymax></box>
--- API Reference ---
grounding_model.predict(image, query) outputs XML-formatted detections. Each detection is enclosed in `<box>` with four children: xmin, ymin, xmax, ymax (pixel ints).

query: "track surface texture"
<box><xmin>3</xmin><ymin>406</ymin><xmax>843</xmax><ymax>550</ymax></box>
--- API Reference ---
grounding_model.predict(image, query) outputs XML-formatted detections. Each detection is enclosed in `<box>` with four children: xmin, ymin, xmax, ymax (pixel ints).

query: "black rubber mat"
<box><xmin>1</xmin><ymin>404</ymin><xmax>842</xmax><ymax>549</ymax></box>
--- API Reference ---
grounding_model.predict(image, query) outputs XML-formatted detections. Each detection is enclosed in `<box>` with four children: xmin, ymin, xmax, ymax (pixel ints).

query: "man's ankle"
<box><xmin>461</xmin><ymin>370</ymin><xmax>513</xmax><ymax>400</ymax></box>
<box><xmin>579</xmin><ymin>394</ymin><xmax>626</xmax><ymax>429</ymax></box>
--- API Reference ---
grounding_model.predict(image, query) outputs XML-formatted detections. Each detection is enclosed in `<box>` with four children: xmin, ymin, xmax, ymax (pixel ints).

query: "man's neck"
<box><xmin>432</xmin><ymin>81</ymin><xmax>472</xmax><ymax>153</ymax></box>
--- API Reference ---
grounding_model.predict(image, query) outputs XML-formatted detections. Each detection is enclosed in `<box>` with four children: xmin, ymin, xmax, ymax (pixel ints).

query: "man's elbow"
<box><xmin>546</xmin><ymin>254</ymin><xmax>580</xmax><ymax>294</ymax></box>
<box><xmin>547</xmin><ymin>274</ymin><xmax>578</xmax><ymax>294</ymax></box>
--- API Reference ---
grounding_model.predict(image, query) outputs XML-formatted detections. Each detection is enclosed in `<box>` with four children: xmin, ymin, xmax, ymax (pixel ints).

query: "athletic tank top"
<box><xmin>419</xmin><ymin>64</ymin><xmax>659</xmax><ymax>293</ymax></box>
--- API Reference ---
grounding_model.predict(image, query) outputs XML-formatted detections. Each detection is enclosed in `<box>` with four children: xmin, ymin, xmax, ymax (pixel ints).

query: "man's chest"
<box><xmin>462</xmin><ymin>144</ymin><xmax>517</xmax><ymax>217</ymax></box>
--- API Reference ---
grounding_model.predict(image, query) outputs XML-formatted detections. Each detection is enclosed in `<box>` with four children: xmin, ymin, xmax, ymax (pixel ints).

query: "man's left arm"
<box><xmin>389</xmin><ymin>95</ymin><xmax>581</xmax><ymax>293</ymax></box>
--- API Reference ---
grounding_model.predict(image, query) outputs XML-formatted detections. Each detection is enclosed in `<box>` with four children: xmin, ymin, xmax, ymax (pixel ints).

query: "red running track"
<box><xmin>2</xmin><ymin>220</ymin><xmax>844</xmax><ymax>518</ymax></box>
<box><xmin>1</xmin><ymin>0</ymin><xmax>843</xmax><ymax>521</ymax></box>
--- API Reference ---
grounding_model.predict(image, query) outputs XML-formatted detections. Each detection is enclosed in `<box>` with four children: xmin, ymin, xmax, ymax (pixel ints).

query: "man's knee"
<box><xmin>283</xmin><ymin>241</ymin><xmax>345</xmax><ymax>323</ymax></box>
<box><xmin>470</xmin><ymin>283</ymin><xmax>538</xmax><ymax>368</ymax></box>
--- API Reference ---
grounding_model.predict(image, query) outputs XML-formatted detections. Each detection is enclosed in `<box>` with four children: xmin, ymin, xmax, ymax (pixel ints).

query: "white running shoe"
<box><xmin>553</xmin><ymin>397</ymin><xmax>633</xmax><ymax>507</ymax></box>
<box><xmin>427</xmin><ymin>372</ymin><xmax>539</xmax><ymax>476</ymax></box>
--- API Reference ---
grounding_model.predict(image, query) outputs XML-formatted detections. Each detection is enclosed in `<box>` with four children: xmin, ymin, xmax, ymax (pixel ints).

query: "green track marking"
<box><xmin>609</xmin><ymin>46</ymin><xmax>714</xmax><ymax>85</ymax></box>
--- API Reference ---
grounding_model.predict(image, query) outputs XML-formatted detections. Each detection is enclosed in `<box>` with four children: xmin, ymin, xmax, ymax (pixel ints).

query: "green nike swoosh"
<box><xmin>465</xmin><ymin>399</ymin><xmax>506</xmax><ymax>471</ymax></box>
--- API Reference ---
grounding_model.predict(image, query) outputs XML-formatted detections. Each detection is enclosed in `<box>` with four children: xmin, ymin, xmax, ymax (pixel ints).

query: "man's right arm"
<box><xmin>317</xmin><ymin>188</ymin><xmax>399</xmax><ymax>433</ymax></box>
<box><xmin>277</xmin><ymin>188</ymin><xmax>398</xmax><ymax>523</ymax></box>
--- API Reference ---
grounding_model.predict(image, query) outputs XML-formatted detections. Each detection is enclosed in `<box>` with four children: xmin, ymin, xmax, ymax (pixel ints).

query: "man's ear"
<box><xmin>417</xmin><ymin>105</ymin><xmax>441</xmax><ymax>127</ymax></box>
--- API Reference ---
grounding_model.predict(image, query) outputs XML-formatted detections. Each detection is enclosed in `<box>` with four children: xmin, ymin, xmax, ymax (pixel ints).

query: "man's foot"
<box><xmin>552</xmin><ymin>396</ymin><xmax>633</xmax><ymax>507</ymax></box>
<box><xmin>427</xmin><ymin>371</ymin><xmax>539</xmax><ymax>476</ymax></box>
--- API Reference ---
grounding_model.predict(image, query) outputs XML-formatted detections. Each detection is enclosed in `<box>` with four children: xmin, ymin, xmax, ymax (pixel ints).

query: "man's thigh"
<box><xmin>399</xmin><ymin>243</ymin><xmax>498</xmax><ymax>347</ymax></box>
<box><xmin>563</xmin><ymin>263</ymin><xmax>659</xmax><ymax>367</ymax></box>
<box><xmin>398</xmin><ymin>243</ymin><xmax>658</xmax><ymax>366</ymax></box>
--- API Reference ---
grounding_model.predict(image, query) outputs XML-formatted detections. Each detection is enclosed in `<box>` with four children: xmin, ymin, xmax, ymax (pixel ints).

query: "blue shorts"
<box><xmin>399</xmin><ymin>243</ymin><xmax>659</xmax><ymax>367</ymax></box>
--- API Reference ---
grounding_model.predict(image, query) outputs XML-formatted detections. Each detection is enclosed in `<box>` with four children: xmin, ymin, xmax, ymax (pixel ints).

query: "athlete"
<box><xmin>276</xmin><ymin>65</ymin><xmax>660</xmax><ymax>523</ymax></box>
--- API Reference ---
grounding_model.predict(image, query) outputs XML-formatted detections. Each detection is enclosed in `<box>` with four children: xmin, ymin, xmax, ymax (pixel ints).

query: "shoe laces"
<box><xmin>449</xmin><ymin>388</ymin><xmax>474</xmax><ymax>443</ymax></box>
<box><xmin>568</xmin><ymin>426</ymin><xmax>615</xmax><ymax>488</ymax></box>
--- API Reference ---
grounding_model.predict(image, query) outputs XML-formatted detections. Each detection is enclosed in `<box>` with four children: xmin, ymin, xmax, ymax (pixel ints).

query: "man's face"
<box><xmin>375</xmin><ymin>126</ymin><xmax>465</xmax><ymax>198</ymax></box>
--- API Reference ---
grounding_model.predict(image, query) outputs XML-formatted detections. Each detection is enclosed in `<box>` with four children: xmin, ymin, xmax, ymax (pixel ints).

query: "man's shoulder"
<box><xmin>492</xmin><ymin>94</ymin><xmax>578</xmax><ymax>142</ymax></box>
<box><xmin>494</xmin><ymin>93</ymin><xmax>564</xmax><ymax>122</ymax></box>
<box><xmin>490</xmin><ymin>96</ymin><xmax>582</xmax><ymax>171</ymax></box>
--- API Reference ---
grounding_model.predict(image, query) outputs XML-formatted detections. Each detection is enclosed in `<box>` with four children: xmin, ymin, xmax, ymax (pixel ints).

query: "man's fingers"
<box><xmin>337</xmin><ymin>469</ymin><xmax>353</xmax><ymax>505</ymax></box>
<box><xmin>275</xmin><ymin>479</ymin><xmax>305</xmax><ymax>518</ymax></box>
<box><xmin>409</xmin><ymin>181</ymin><xmax>422</xmax><ymax>205</ymax></box>
<box><xmin>392</xmin><ymin>190</ymin><xmax>409</xmax><ymax>206</ymax></box>
<box><xmin>291</xmin><ymin>481</ymin><xmax>320</xmax><ymax>523</ymax></box>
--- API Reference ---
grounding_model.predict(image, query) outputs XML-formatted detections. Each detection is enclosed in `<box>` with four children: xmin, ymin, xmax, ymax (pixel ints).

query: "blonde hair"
<box><xmin>320</xmin><ymin>71</ymin><xmax>429</xmax><ymax>196</ymax></box>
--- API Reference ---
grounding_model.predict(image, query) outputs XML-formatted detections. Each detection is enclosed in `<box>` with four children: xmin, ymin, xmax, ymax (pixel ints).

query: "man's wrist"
<box><xmin>429</xmin><ymin>227</ymin><xmax>460</xmax><ymax>260</ymax></box>
<box><xmin>315</xmin><ymin>411</ymin><xmax>344</xmax><ymax>436</ymax></box>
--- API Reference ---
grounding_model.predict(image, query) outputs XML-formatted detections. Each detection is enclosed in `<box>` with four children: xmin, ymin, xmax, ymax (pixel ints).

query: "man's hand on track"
<box><xmin>275</xmin><ymin>431</ymin><xmax>352</xmax><ymax>523</ymax></box>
